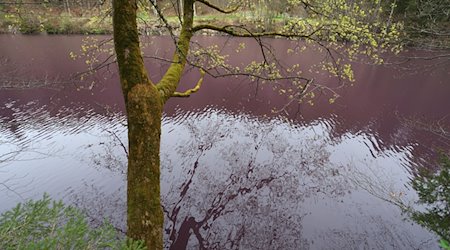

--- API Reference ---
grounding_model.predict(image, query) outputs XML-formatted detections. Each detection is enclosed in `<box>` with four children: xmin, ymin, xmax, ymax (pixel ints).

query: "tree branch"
<box><xmin>156</xmin><ymin>0</ymin><xmax>195</xmax><ymax>103</ymax></box>
<box><xmin>172</xmin><ymin>69</ymin><xmax>205</xmax><ymax>97</ymax></box>
<box><xmin>192</xmin><ymin>24</ymin><xmax>321</xmax><ymax>38</ymax></box>
<box><xmin>273</xmin><ymin>79</ymin><xmax>313</xmax><ymax>114</ymax></box>
<box><xmin>195</xmin><ymin>0</ymin><xmax>240</xmax><ymax>14</ymax></box>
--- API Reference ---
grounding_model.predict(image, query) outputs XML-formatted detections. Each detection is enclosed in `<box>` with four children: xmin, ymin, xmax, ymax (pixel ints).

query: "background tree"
<box><xmin>391</xmin><ymin>0</ymin><xmax>450</xmax><ymax>49</ymax></box>
<box><xmin>112</xmin><ymin>0</ymin><xmax>401</xmax><ymax>248</ymax></box>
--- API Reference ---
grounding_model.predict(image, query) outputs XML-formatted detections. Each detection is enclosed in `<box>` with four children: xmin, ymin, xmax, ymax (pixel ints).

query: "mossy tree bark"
<box><xmin>112</xmin><ymin>0</ymin><xmax>194</xmax><ymax>249</ymax></box>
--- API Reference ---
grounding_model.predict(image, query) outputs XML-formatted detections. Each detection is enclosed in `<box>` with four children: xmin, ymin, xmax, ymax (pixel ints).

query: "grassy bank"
<box><xmin>0</xmin><ymin>4</ymin><xmax>295</xmax><ymax>35</ymax></box>
<box><xmin>0</xmin><ymin>9</ymin><xmax>112</xmax><ymax>34</ymax></box>
<box><xmin>0</xmin><ymin>2</ymin><xmax>447</xmax><ymax>51</ymax></box>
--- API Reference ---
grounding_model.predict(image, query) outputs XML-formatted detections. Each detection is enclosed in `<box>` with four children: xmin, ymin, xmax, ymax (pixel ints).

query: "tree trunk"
<box><xmin>112</xmin><ymin>0</ymin><xmax>195</xmax><ymax>248</ymax></box>
<box><xmin>151</xmin><ymin>0</ymin><xmax>158</xmax><ymax>17</ymax></box>
<box><xmin>65</xmin><ymin>0</ymin><xmax>71</xmax><ymax>15</ymax></box>
<box><xmin>113</xmin><ymin>0</ymin><xmax>164</xmax><ymax>249</ymax></box>
<box><xmin>126</xmin><ymin>84</ymin><xmax>163</xmax><ymax>249</ymax></box>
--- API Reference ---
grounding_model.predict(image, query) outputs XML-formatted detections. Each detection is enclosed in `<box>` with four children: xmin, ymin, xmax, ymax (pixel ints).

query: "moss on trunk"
<box><xmin>113</xmin><ymin>0</ymin><xmax>164</xmax><ymax>249</ymax></box>
<box><xmin>126</xmin><ymin>84</ymin><xmax>163</xmax><ymax>249</ymax></box>
<box><xmin>112</xmin><ymin>0</ymin><xmax>196</xmax><ymax>249</ymax></box>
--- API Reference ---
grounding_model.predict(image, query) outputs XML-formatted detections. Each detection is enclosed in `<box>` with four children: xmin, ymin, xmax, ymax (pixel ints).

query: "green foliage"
<box><xmin>17</xmin><ymin>18</ymin><xmax>42</xmax><ymax>34</ymax></box>
<box><xmin>395</xmin><ymin>0</ymin><xmax>449</xmax><ymax>25</ymax></box>
<box><xmin>441</xmin><ymin>239</ymin><xmax>450</xmax><ymax>250</ymax></box>
<box><xmin>40</xmin><ymin>14</ymin><xmax>111</xmax><ymax>35</ymax></box>
<box><xmin>391</xmin><ymin>0</ymin><xmax>450</xmax><ymax>47</ymax></box>
<box><xmin>41</xmin><ymin>13</ymin><xmax>82</xmax><ymax>34</ymax></box>
<box><xmin>411</xmin><ymin>154</ymin><xmax>450</xmax><ymax>244</ymax></box>
<box><xmin>0</xmin><ymin>194</ymin><xmax>146</xmax><ymax>250</ymax></box>
<box><xmin>0</xmin><ymin>7</ymin><xmax>43</xmax><ymax>34</ymax></box>
<box><xmin>0</xmin><ymin>2</ymin><xmax>112</xmax><ymax>34</ymax></box>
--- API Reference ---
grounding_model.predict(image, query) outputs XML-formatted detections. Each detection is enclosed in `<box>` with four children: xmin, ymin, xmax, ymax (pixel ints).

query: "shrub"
<box><xmin>0</xmin><ymin>194</ymin><xmax>145</xmax><ymax>250</ymax></box>
<box><xmin>411</xmin><ymin>154</ymin><xmax>450</xmax><ymax>248</ymax></box>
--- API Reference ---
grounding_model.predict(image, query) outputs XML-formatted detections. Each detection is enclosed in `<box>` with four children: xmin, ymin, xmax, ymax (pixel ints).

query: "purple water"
<box><xmin>0</xmin><ymin>35</ymin><xmax>449</xmax><ymax>249</ymax></box>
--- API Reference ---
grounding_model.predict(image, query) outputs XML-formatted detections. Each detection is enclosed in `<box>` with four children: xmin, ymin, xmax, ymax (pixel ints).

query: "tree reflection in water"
<box><xmin>70</xmin><ymin>107</ymin><xmax>351</xmax><ymax>249</ymax></box>
<box><xmin>348</xmin><ymin>121</ymin><xmax>449</xmax><ymax>249</ymax></box>
<box><xmin>161</xmin><ymin>109</ymin><xmax>348</xmax><ymax>249</ymax></box>
<box><xmin>59</xmin><ymin>106</ymin><xmax>441</xmax><ymax>249</ymax></box>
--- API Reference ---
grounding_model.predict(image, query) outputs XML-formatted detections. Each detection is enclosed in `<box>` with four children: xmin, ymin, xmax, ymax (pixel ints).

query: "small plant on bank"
<box><xmin>0</xmin><ymin>194</ymin><xmax>146</xmax><ymax>250</ymax></box>
<box><xmin>441</xmin><ymin>239</ymin><xmax>450</xmax><ymax>250</ymax></box>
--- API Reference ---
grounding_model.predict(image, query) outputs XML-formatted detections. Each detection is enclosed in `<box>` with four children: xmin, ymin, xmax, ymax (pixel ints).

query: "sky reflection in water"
<box><xmin>0</xmin><ymin>35</ymin><xmax>449</xmax><ymax>249</ymax></box>
<box><xmin>0</xmin><ymin>101</ymin><xmax>439</xmax><ymax>249</ymax></box>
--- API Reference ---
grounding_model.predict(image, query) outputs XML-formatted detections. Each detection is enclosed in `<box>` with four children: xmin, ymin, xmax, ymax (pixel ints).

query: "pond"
<box><xmin>0</xmin><ymin>35</ymin><xmax>449</xmax><ymax>249</ymax></box>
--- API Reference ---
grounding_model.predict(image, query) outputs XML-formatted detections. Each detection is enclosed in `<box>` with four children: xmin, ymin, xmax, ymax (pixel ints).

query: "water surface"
<box><xmin>0</xmin><ymin>35</ymin><xmax>449</xmax><ymax>249</ymax></box>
